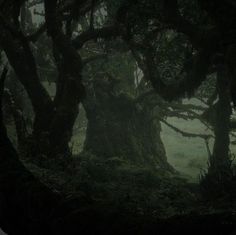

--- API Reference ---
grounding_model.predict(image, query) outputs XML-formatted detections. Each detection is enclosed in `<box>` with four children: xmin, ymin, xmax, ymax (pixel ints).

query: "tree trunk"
<box><xmin>0</xmin><ymin>67</ymin><xmax>60</xmax><ymax>234</ymax></box>
<box><xmin>0</xmin><ymin>27</ymin><xmax>81</xmax><ymax>158</ymax></box>
<box><xmin>0</xmin><ymin>2</ymin><xmax>85</xmax><ymax>159</ymax></box>
<box><xmin>200</xmin><ymin>64</ymin><xmax>233</xmax><ymax>198</ymax></box>
<box><xmin>48</xmin><ymin>75</ymin><xmax>81</xmax><ymax>156</ymax></box>
<box><xmin>0</xmin><ymin>25</ymin><xmax>55</xmax><ymax>133</ymax></box>
<box><xmin>83</xmin><ymin>80</ymin><xmax>171</xmax><ymax>170</ymax></box>
<box><xmin>43</xmin><ymin>0</ymin><xmax>85</xmax><ymax>157</ymax></box>
<box><xmin>208</xmin><ymin>65</ymin><xmax>232</xmax><ymax>176</ymax></box>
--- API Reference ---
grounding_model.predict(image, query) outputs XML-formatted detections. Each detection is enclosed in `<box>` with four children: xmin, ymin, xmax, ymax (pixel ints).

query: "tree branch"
<box><xmin>160</xmin><ymin>117</ymin><xmax>214</xmax><ymax>139</ymax></box>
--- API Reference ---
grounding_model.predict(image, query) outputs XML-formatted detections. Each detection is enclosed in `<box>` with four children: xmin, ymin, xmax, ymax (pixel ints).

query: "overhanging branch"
<box><xmin>160</xmin><ymin>117</ymin><xmax>213</xmax><ymax>140</ymax></box>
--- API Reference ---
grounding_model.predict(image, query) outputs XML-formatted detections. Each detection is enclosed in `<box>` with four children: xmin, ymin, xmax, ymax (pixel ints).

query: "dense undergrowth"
<box><xmin>20</xmin><ymin>151</ymin><xmax>236</xmax><ymax>220</ymax></box>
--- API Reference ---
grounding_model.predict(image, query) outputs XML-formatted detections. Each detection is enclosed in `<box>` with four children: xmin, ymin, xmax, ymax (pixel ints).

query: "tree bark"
<box><xmin>83</xmin><ymin>78</ymin><xmax>172</xmax><ymax>170</ymax></box>
<box><xmin>0</xmin><ymin>66</ymin><xmax>60</xmax><ymax>234</ymax></box>
<box><xmin>43</xmin><ymin>0</ymin><xmax>85</xmax><ymax>156</ymax></box>
<box><xmin>200</xmin><ymin>64</ymin><xmax>233</xmax><ymax>198</ymax></box>
<box><xmin>208</xmin><ymin>65</ymin><xmax>232</xmax><ymax>175</ymax></box>
<box><xmin>0</xmin><ymin>25</ymin><xmax>54</xmax><ymax>134</ymax></box>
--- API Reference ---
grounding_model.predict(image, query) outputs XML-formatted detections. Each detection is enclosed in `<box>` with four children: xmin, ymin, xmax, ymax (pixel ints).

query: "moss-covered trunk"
<box><xmin>83</xmin><ymin>81</ymin><xmax>171</xmax><ymax>169</ymax></box>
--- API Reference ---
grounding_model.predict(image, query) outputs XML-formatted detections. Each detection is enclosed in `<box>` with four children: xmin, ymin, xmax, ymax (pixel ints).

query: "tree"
<box><xmin>0</xmin><ymin>66</ymin><xmax>62</xmax><ymax>234</ymax></box>
<box><xmin>82</xmin><ymin>50</ymin><xmax>172</xmax><ymax>169</ymax></box>
<box><xmin>114</xmin><ymin>0</ymin><xmax>236</xmax><ymax>186</ymax></box>
<box><xmin>0</xmin><ymin>0</ymin><xmax>120</xmax><ymax>158</ymax></box>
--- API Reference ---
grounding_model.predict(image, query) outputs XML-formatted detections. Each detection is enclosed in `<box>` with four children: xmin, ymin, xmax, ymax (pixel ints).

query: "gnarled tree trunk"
<box><xmin>0</xmin><ymin>0</ymin><xmax>85</xmax><ymax>159</ymax></box>
<box><xmin>83</xmin><ymin>78</ymin><xmax>172</xmax><ymax>170</ymax></box>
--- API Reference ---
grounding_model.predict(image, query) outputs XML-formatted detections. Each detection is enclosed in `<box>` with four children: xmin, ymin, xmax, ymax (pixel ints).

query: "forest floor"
<box><xmin>20</xmin><ymin>152</ymin><xmax>236</xmax><ymax>234</ymax></box>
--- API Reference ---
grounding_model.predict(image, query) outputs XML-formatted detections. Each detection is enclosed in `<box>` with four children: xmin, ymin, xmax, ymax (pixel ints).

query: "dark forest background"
<box><xmin>1</xmin><ymin>0</ymin><xmax>236</xmax><ymax>234</ymax></box>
